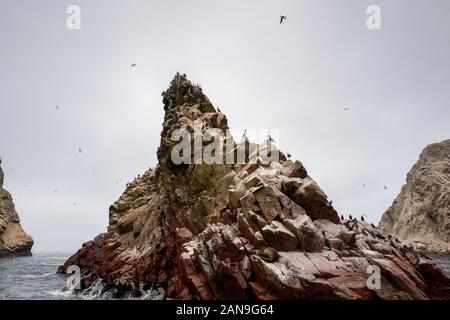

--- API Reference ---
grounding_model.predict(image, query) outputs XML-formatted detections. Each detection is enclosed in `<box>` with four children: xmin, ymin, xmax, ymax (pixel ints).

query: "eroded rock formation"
<box><xmin>59</xmin><ymin>74</ymin><xmax>450</xmax><ymax>299</ymax></box>
<box><xmin>380</xmin><ymin>140</ymin><xmax>450</xmax><ymax>254</ymax></box>
<box><xmin>0</xmin><ymin>160</ymin><xmax>34</xmax><ymax>258</ymax></box>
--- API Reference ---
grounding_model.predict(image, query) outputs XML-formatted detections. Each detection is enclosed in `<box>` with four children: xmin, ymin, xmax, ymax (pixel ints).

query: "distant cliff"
<box><xmin>0</xmin><ymin>161</ymin><xmax>34</xmax><ymax>257</ymax></box>
<box><xmin>380</xmin><ymin>140</ymin><xmax>450</xmax><ymax>253</ymax></box>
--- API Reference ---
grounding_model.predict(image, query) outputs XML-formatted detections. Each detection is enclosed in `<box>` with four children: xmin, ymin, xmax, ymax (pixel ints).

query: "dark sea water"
<box><xmin>430</xmin><ymin>254</ymin><xmax>450</xmax><ymax>276</ymax></box>
<box><xmin>1</xmin><ymin>252</ymin><xmax>450</xmax><ymax>300</ymax></box>
<box><xmin>0</xmin><ymin>253</ymin><xmax>74</xmax><ymax>300</ymax></box>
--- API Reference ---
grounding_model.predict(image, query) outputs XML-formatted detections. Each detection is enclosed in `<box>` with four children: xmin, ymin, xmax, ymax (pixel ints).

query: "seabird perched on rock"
<box><xmin>349</xmin><ymin>214</ymin><xmax>353</xmax><ymax>220</ymax></box>
<box><xmin>370</xmin><ymin>223</ymin><xmax>376</xmax><ymax>228</ymax></box>
<box><xmin>280</xmin><ymin>16</ymin><xmax>287</xmax><ymax>24</ymax></box>
<box><xmin>267</xmin><ymin>135</ymin><xmax>275</xmax><ymax>143</ymax></box>
<box><xmin>217</xmin><ymin>107</ymin><xmax>221</xmax><ymax>113</ymax></box>
<box><xmin>286</xmin><ymin>153</ymin><xmax>291</xmax><ymax>159</ymax></box>
<box><xmin>361</xmin><ymin>216</ymin><xmax>365</xmax><ymax>221</ymax></box>
<box><xmin>341</xmin><ymin>215</ymin><xmax>344</xmax><ymax>221</ymax></box>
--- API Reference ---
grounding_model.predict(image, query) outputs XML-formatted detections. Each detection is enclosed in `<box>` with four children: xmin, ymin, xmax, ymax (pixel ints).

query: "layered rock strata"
<box><xmin>0</xmin><ymin>161</ymin><xmax>34</xmax><ymax>257</ymax></box>
<box><xmin>380</xmin><ymin>140</ymin><xmax>450</xmax><ymax>254</ymax></box>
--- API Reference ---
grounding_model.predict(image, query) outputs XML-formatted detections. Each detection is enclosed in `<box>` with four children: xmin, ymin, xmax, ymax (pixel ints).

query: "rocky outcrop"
<box><xmin>59</xmin><ymin>74</ymin><xmax>450</xmax><ymax>300</ymax></box>
<box><xmin>0</xmin><ymin>160</ymin><xmax>34</xmax><ymax>258</ymax></box>
<box><xmin>380</xmin><ymin>140</ymin><xmax>450</xmax><ymax>254</ymax></box>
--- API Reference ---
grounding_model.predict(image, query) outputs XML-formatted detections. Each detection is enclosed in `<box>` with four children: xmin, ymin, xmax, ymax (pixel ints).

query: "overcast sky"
<box><xmin>0</xmin><ymin>0</ymin><xmax>449</xmax><ymax>253</ymax></box>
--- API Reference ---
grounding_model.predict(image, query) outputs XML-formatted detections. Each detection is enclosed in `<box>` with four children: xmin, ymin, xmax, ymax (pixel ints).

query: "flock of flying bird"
<box><xmin>14</xmin><ymin>14</ymin><xmax>393</xmax><ymax>219</ymax></box>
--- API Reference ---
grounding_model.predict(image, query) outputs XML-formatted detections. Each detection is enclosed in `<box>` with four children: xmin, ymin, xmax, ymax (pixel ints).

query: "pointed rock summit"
<box><xmin>0</xmin><ymin>161</ymin><xmax>34</xmax><ymax>257</ymax></box>
<box><xmin>60</xmin><ymin>75</ymin><xmax>450</xmax><ymax>299</ymax></box>
<box><xmin>380</xmin><ymin>139</ymin><xmax>450</xmax><ymax>253</ymax></box>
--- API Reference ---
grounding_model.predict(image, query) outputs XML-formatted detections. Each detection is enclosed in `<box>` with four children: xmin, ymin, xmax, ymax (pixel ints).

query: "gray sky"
<box><xmin>0</xmin><ymin>0</ymin><xmax>449</xmax><ymax>253</ymax></box>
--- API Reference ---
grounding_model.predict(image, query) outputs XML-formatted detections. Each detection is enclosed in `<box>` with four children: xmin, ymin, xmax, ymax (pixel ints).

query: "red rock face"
<box><xmin>59</xmin><ymin>74</ymin><xmax>450</xmax><ymax>300</ymax></box>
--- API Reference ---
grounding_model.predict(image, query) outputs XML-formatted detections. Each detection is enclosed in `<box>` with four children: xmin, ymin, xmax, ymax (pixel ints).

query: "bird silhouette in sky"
<box><xmin>344</xmin><ymin>107</ymin><xmax>350</xmax><ymax>110</ymax></box>
<box><xmin>384</xmin><ymin>185</ymin><xmax>388</xmax><ymax>190</ymax></box>
<box><xmin>280</xmin><ymin>16</ymin><xmax>287</xmax><ymax>24</ymax></box>
<box><xmin>79</xmin><ymin>148</ymin><xmax>82</xmax><ymax>153</ymax></box>
<box><xmin>131</xmin><ymin>64</ymin><xmax>136</xmax><ymax>67</ymax></box>
<box><xmin>56</xmin><ymin>106</ymin><xmax>60</xmax><ymax>110</ymax></box>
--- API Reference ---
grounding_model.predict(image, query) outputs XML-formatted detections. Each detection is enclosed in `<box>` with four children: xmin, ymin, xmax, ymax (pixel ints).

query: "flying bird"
<box><xmin>344</xmin><ymin>107</ymin><xmax>350</xmax><ymax>111</ymax></box>
<box><xmin>131</xmin><ymin>64</ymin><xmax>136</xmax><ymax>67</ymax></box>
<box><xmin>280</xmin><ymin>16</ymin><xmax>287</xmax><ymax>24</ymax></box>
<box><xmin>79</xmin><ymin>148</ymin><xmax>82</xmax><ymax>153</ymax></box>
<box><xmin>384</xmin><ymin>185</ymin><xmax>388</xmax><ymax>190</ymax></box>
<box><xmin>267</xmin><ymin>135</ymin><xmax>276</xmax><ymax>143</ymax></box>
<box><xmin>56</xmin><ymin>106</ymin><xmax>60</xmax><ymax>110</ymax></box>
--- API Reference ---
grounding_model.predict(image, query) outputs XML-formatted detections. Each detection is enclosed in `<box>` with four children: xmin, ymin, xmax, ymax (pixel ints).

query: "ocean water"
<box><xmin>0</xmin><ymin>252</ymin><xmax>449</xmax><ymax>300</ymax></box>
<box><xmin>0</xmin><ymin>253</ymin><xmax>74</xmax><ymax>300</ymax></box>
<box><xmin>430</xmin><ymin>254</ymin><xmax>450</xmax><ymax>276</ymax></box>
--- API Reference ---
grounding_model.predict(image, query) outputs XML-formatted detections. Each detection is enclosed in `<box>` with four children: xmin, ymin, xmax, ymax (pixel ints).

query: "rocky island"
<box><xmin>0</xmin><ymin>160</ymin><xmax>34</xmax><ymax>258</ymax></box>
<box><xmin>380</xmin><ymin>139</ymin><xmax>450</xmax><ymax>254</ymax></box>
<box><xmin>59</xmin><ymin>74</ymin><xmax>450</xmax><ymax>300</ymax></box>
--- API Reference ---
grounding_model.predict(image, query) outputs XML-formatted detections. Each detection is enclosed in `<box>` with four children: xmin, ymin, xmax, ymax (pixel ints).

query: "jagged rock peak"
<box><xmin>0</xmin><ymin>160</ymin><xmax>4</xmax><ymax>187</ymax></box>
<box><xmin>380</xmin><ymin>139</ymin><xmax>450</xmax><ymax>253</ymax></box>
<box><xmin>0</xmin><ymin>160</ymin><xmax>34</xmax><ymax>258</ymax></box>
<box><xmin>157</xmin><ymin>73</ymin><xmax>229</xmax><ymax>166</ymax></box>
<box><xmin>162</xmin><ymin>73</ymin><xmax>214</xmax><ymax>113</ymax></box>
